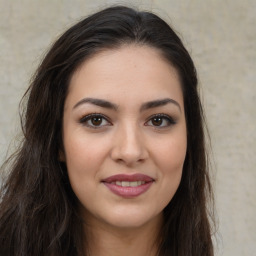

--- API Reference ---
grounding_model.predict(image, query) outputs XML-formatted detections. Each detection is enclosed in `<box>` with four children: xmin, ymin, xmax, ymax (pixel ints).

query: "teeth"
<box><xmin>122</xmin><ymin>181</ymin><xmax>130</xmax><ymax>187</ymax></box>
<box><xmin>130</xmin><ymin>181</ymin><xmax>139</xmax><ymax>187</ymax></box>
<box><xmin>113</xmin><ymin>181</ymin><xmax>146</xmax><ymax>187</ymax></box>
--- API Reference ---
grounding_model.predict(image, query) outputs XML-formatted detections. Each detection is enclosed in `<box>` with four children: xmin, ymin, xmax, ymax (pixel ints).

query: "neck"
<box><xmin>83</xmin><ymin>214</ymin><xmax>163</xmax><ymax>256</ymax></box>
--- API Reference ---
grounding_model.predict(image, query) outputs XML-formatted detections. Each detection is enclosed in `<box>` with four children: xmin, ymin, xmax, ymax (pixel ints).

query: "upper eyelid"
<box><xmin>146</xmin><ymin>113</ymin><xmax>175</xmax><ymax>121</ymax></box>
<box><xmin>79</xmin><ymin>113</ymin><xmax>112</xmax><ymax>124</ymax></box>
<box><xmin>79</xmin><ymin>113</ymin><xmax>176</xmax><ymax>124</ymax></box>
<box><xmin>145</xmin><ymin>114</ymin><xmax>177</xmax><ymax>128</ymax></box>
<box><xmin>80</xmin><ymin>113</ymin><xmax>109</xmax><ymax>120</ymax></box>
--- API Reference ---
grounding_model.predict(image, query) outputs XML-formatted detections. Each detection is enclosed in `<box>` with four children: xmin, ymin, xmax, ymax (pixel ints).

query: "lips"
<box><xmin>102</xmin><ymin>174</ymin><xmax>154</xmax><ymax>198</ymax></box>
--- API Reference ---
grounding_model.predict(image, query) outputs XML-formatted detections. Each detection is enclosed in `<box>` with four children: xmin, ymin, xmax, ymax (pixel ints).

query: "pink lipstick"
<box><xmin>102</xmin><ymin>174</ymin><xmax>154</xmax><ymax>198</ymax></box>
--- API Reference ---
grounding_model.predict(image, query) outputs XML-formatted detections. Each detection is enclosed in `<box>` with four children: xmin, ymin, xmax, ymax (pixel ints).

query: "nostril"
<box><xmin>110</xmin><ymin>131</ymin><xmax>149</xmax><ymax>165</ymax></box>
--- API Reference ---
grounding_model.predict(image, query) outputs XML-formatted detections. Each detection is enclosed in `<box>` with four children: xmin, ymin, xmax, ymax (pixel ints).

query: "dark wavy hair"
<box><xmin>0</xmin><ymin>6</ymin><xmax>215</xmax><ymax>256</ymax></box>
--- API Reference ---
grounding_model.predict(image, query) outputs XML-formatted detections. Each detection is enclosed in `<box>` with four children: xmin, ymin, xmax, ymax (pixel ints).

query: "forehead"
<box><xmin>66</xmin><ymin>45</ymin><xmax>184</xmax><ymax>110</ymax></box>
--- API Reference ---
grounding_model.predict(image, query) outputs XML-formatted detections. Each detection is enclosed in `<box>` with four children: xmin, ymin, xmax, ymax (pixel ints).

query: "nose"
<box><xmin>110</xmin><ymin>123</ymin><xmax>148</xmax><ymax>166</ymax></box>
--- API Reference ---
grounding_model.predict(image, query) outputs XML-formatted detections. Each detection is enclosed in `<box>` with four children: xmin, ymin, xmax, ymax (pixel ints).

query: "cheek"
<box><xmin>155</xmin><ymin>130</ymin><xmax>187</xmax><ymax>172</ymax></box>
<box><xmin>64</xmin><ymin>132</ymin><xmax>108</xmax><ymax>170</ymax></box>
<box><xmin>63</xmin><ymin>137</ymin><xmax>102</xmax><ymax>203</ymax></box>
<box><xmin>153</xmin><ymin>131</ymin><xmax>187</xmax><ymax>200</ymax></box>
<box><xmin>159</xmin><ymin>143</ymin><xmax>185</xmax><ymax>188</ymax></box>
<box><xmin>63</xmin><ymin>132</ymin><xmax>113</xmax><ymax>198</ymax></box>
<box><xmin>63</xmin><ymin>137</ymin><xmax>96</xmax><ymax>192</ymax></box>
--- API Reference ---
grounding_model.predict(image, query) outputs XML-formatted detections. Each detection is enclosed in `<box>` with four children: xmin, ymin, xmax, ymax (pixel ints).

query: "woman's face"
<box><xmin>62</xmin><ymin>45</ymin><xmax>187</xmax><ymax>230</ymax></box>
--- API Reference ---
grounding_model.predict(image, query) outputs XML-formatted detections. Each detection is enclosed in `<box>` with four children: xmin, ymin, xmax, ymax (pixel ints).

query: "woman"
<box><xmin>0</xmin><ymin>6</ymin><xmax>215</xmax><ymax>256</ymax></box>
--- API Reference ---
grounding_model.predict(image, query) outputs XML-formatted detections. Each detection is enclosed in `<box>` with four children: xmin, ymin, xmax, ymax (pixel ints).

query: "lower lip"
<box><xmin>103</xmin><ymin>181</ymin><xmax>153</xmax><ymax>198</ymax></box>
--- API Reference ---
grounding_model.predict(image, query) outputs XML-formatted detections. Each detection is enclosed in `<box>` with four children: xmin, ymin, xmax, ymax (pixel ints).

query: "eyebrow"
<box><xmin>73</xmin><ymin>97</ymin><xmax>181</xmax><ymax>112</ymax></box>
<box><xmin>73</xmin><ymin>98</ymin><xmax>118</xmax><ymax>110</ymax></box>
<box><xmin>140</xmin><ymin>98</ymin><xmax>181</xmax><ymax>112</ymax></box>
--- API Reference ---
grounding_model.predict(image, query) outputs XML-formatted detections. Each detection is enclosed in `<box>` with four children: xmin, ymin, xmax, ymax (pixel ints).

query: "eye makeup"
<box><xmin>78</xmin><ymin>112</ymin><xmax>177</xmax><ymax>130</ymax></box>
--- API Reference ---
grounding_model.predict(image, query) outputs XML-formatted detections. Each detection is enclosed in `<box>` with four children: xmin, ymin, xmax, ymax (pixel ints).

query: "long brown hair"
<box><xmin>0</xmin><ymin>6</ymin><xmax>215</xmax><ymax>256</ymax></box>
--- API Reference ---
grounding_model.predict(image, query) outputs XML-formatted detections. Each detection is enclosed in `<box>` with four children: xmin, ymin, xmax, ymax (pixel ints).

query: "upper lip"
<box><xmin>102</xmin><ymin>173</ymin><xmax>154</xmax><ymax>183</ymax></box>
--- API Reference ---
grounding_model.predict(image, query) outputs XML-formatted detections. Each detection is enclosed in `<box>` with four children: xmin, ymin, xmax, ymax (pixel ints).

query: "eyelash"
<box><xmin>145</xmin><ymin>114</ymin><xmax>176</xmax><ymax>128</ymax></box>
<box><xmin>79</xmin><ymin>113</ymin><xmax>112</xmax><ymax>129</ymax></box>
<box><xmin>79</xmin><ymin>113</ymin><xmax>176</xmax><ymax>129</ymax></box>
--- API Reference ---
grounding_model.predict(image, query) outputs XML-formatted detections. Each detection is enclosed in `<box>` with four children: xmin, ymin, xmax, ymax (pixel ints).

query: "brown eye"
<box><xmin>80</xmin><ymin>114</ymin><xmax>111</xmax><ymax>129</ymax></box>
<box><xmin>152</xmin><ymin>117</ymin><xmax>163</xmax><ymax>126</ymax></box>
<box><xmin>91</xmin><ymin>116</ymin><xmax>103</xmax><ymax>126</ymax></box>
<box><xmin>145</xmin><ymin>114</ymin><xmax>176</xmax><ymax>128</ymax></box>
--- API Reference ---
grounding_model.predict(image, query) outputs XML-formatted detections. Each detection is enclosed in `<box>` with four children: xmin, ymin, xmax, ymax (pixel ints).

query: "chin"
<box><xmin>100</xmin><ymin>209</ymin><xmax>163</xmax><ymax>230</ymax></box>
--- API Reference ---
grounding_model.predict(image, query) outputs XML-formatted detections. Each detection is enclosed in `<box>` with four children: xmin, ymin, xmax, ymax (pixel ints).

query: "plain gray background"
<box><xmin>0</xmin><ymin>0</ymin><xmax>255</xmax><ymax>255</ymax></box>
